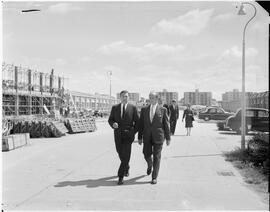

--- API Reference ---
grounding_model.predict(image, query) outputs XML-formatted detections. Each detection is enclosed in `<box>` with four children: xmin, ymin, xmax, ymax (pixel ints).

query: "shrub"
<box><xmin>247</xmin><ymin>133</ymin><xmax>269</xmax><ymax>172</ymax></box>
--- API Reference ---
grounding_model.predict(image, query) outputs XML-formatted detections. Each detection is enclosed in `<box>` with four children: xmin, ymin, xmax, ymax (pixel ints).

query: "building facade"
<box><xmin>220</xmin><ymin>91</ymin><xmax>268</xmax><ymax>112</ymax></box>
<box><xmin>184</xmin><ymin>89</ymin><xmax>212</xmax><ymax>106</ymax></box>
<box><xmin>69</xmin><ymin>91</ymin><xmax>119</xmax><ymax>113</ymax></box>
<box><xmin>222</xmin><ymin>89</ymin><xmax>241</xmax><ymax>102</ymax></box>
<box><xmin>157</xmin><ymin>89</ymin><xmax>178</xmax><ymax>105</ymax></box>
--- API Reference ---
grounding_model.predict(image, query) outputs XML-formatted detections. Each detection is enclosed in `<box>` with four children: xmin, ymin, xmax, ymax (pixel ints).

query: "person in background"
<box><xmin>158</xmin><ymin>98</ymin><xmax>170</xmax><ymax>118</ymax></box>
<box><xmin>169</xmin><ymin>99</ymin><xmax>179</xmax><ymax>135</ymax></box>
<box><xmin>182</xmin><ymin>103</ymin><xmax>194</xmax><ymax>136</ymax></box>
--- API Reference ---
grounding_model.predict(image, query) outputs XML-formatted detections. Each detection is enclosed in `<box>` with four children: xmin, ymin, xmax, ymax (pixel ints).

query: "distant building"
<box><xmin>157</xmin><ymin>89</ymin><xmax>178</xmax><ymax>105</ymax></box>
<box><xmin>69</xmin><ymin>91</ymin><xmax>119</xmax><ymax>113</ymax></box>
<box><xmin>220</xmin><ymin>91</ymin><xmax>268</xmax><ymax>112</ymax></box>
<box><xmin>184</xmin><ymin>89</ymin><xmax>212</xmax><ymax>106</ymax></box>
<box><xmin>222</xmin><ymin>89</ymin><xmax>241</xmax><ymax>102</ymax></box>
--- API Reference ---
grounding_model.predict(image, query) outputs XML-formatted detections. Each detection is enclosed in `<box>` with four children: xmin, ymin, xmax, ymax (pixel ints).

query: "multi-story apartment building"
<box><xmin>222</xmin><ymin>89</ymin><xmax>241</xmax><ymax>102</ymax></box>
<box><xmin>157</xmin><ymin>89</ymin><xmax>178</xmax><ymax>105</ymax></box>
<box><xmin>184</xmin><ymin>89</ymin><xmax>212</xmax><ymax>106</ymax></box>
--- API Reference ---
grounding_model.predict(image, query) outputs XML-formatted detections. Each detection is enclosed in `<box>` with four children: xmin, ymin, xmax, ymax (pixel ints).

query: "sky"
<box><xmin>2</xmin><ymin>1</ymin><xmax>269</xmax><ymax>100</ymax></box>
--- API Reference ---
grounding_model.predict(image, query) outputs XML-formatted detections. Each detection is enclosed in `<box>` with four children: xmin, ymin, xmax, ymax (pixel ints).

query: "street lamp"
<box><xmin>107</xmin><ymin>70</ymin><xmax>112</xmax><ymax>108</ymax></box>
<box><xmin>237</xmin><ymin>2</ymin><xmax>257</xmax><ymax>150</ymax></box>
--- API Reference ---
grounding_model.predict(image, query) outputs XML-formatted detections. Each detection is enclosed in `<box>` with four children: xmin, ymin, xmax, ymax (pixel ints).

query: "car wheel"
<box><xmin>218</xmin><ymin>124</ymin><xmax>224</xmax><ymax>131</ymax></box>
<box><xmin>204</xmin><ymin>116</ymin><xmax>210</xmax><ymax>121</ymax></box>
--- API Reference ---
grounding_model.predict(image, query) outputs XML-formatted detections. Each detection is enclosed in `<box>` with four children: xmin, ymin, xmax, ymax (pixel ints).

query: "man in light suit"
<box><xmin>108</xmin><ymin>90</ymin><xmax>139</xmax><ymax>185</ymax></box>
<box><xmin>138</xmin><ymin>92</ymin><xmax>170</xmax><ymax>184</ymax></box>
<box><xmin>169</xmin><ymin>99</ymin><xmax>179</xmax><ymax>135</ymax></box>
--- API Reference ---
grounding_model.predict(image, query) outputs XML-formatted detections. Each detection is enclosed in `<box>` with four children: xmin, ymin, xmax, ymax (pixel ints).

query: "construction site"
<box><xmin>2</xmin><ymin>63</ymin><xmax>97</xmax><ymax>151</ymax></box>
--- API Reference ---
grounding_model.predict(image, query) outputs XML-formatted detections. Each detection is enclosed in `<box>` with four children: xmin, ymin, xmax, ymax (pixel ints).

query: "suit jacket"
<box><xmin>169</xmin><ymin>105</ymin><xmax>179</xmax><ymax>120</ymax></box>
<box><xmin>163</xmin><ymin>104</ymin><xmax>170</xmax><ymax>117</ymax></box>
<box><xmin>138</xmin><ymin>105</ymin><xmax>170</xmax><ymax>144</ymax></box>
<box><xmin>108</xmin><ymin>103</ymin><xmax>139</xmax><ymax>144</ymax></box>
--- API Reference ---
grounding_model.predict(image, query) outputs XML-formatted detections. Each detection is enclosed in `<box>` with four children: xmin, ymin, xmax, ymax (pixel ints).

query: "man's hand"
<box><xmin>166</xmin><ymin>139</ymin><xmax>171</xmax><ymax>146</ymax></box>
<box><xmin>112</xmin><ymin>122</ymin><xmax>118</xmax><ymax>129</ymax></box>
<box><xmin>138</xmin><ymin>139</ymin><xmax>143</xmax><ymax>145</ymax></box>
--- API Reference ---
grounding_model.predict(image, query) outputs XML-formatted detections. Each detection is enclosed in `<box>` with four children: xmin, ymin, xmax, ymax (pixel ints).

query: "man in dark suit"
<box><xmin>138</xmin><ymin>92</ymin><xmax>170</xmax><ymax>184</ymax></box>
<box><xmin>158</xmin><ymin>97</ymin><xmax>170</xmax><ymax>118</ymax></box>
<box><xmin>169</xmin><ymin>99</ymin><xmax>179</xmax><ymax>135</ymax></box>
<box><xmin>108</xmin><ymin>90</ymin><xmax>139</xmax><ymax>185</ymax></box>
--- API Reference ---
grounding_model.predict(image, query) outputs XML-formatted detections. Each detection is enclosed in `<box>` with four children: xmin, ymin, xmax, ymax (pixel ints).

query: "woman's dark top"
<box><xmin>182</xmin><ymin>109</ymin><xmax>194</xmax><ymax>128</ymax></box>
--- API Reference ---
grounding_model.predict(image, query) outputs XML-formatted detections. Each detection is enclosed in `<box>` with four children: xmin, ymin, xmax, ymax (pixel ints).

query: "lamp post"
<box><xmin>107</xmin><ymin>70</ymin><xmax>112</xmax><ymax>109</ymax></box>
<box><xmin>237</xmin><ymin>2</ymin><xmax>257</xmax><ymax>150</ymax></box>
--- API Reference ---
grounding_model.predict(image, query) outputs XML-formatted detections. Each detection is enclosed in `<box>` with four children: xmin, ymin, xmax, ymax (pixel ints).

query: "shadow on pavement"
<box><xmin>170</xmin><ymin>154</ymin><xmax>222</xmax><ymax>158</ymax></box>
<box><xmin>54</xmin><ymin>175</ymin><xmax>149</xmax><ymax>188</ymax></box>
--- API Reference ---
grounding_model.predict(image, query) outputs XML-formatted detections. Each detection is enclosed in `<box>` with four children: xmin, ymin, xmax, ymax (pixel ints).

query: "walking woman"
<box><xmin>182</xmin><ymin>104</ymin><xmax>194</xmax><ymax>136</ymax></box>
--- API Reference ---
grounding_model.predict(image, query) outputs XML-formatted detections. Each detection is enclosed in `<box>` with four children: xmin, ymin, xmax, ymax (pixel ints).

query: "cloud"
<box><xmin>97</xmin><ymin>41</ymin><xmax>185</xmax><ymax>61</ymax></box>
<box><xmin>55</xmin><ymin>58</ymin><xmax>67</xmax><ymax>66</ymax></box>
<box><xmin>213</xmin><ymin>13</ymin><xmax>233</xmax><ymax>22</ymax></box>
<box><xmin>220</xmin><ymin>46</ymin><xmax>258</xmax><ymax>60</ymax></box>
<box><xmin>48</xmin><ymin>3</ymin><xmax>82</xmax><ymax>14</ymax></box>
<box><xmin>151</xmin><ymin>9</ymin><xmax>214</xmax><ymax>36</ymax></box>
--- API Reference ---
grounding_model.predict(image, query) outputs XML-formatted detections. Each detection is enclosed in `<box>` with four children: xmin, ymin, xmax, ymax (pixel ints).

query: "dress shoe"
<box><xmin>124</xmin><ymin>170</ymin><xmax>129</xmax><ymax>177</ymax></box>
<box><xmin>151</xmin><ymin>179</ymin><xmax>157</xmax><ymax>184</ymax></box>
<box><xmin>147</xmin><ymin>166</ymin><xmax>152</xmax><ymax>175</ymax></box>
<box><xmin>117</xmin><ymin>177</ymin><xmax>124</xmax><ymax>185</ymax></box>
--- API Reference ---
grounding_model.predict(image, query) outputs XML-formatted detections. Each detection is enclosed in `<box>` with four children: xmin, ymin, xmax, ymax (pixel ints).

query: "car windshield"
<box><xmin>217</xmin><ymin>108</ymin><xmax>225</xmax><ymax>113</ymax></box>
<box><xmin>209</xmin><ymin>108</ymin><xmax>216</xmax><ymax>113</ymax></box>
<box><xmin>200</xmin><ymin>108</ymin><xmax>208</xmax><ymax>113</ymax></box>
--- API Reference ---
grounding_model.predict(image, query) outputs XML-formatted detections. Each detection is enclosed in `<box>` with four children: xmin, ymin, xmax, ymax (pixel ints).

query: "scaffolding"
<box><xmin>2</xmin><ymin>63</ymin><xmax>68</xmax><ymax>118</ymax></box>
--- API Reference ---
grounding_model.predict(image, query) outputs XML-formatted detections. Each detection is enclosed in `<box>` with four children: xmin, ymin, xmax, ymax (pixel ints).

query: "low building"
<box><xmin>220</xmin><ymin>91</ymin><xmax>268</xmax><ymax>112</ymax></box>
<box><xmin>69</xmin><ymin>91</ymin><xmax>119</xmax><ymax>113</ymax></box>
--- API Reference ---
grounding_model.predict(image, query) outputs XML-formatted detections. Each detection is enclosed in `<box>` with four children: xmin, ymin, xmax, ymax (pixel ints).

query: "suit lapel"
<box><xmin>117</xmin><ymin>103</ymin><xmax>122</xmax><ymax>120</ymax></box>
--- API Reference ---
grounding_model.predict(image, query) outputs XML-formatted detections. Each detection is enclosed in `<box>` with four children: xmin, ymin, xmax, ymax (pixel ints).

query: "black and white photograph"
<box><xmin>1</xmin><ymin>0</ymin><xmax>269</xmax><ymax>210</ymax></box>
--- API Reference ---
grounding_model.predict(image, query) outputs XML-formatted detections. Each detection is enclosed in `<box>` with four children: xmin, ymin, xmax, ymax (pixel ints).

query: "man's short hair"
<box><xmin>172</xmin><ymin>99</ymin><xmax>176</xmax><ymax>103</ymax></box>
<box><xmin>149</xmin><ymin>91</ymin><xmax>159</xmax><ymax>98</ymax></box>
<box><xmin>120</xmin><ymin>90</ymin><xmax>129</xmax><ymax>96</ymax></box>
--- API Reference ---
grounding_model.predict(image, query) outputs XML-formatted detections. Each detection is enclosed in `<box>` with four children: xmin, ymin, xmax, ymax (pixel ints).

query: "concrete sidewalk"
<box><xmin>2</xmin><ymin>115</ymin><xmax>269</xmax><ymax>210</ymax></box>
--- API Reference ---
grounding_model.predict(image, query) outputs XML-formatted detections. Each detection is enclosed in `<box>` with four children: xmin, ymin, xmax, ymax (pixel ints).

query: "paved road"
<box><xmin>2</xmin><ymin>111</ymin><xmax>268</xmax><ymax>210</ymax></box>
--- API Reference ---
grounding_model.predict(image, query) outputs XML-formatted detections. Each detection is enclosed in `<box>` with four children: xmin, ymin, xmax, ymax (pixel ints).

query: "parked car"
<box><xmin>191</xmin><ymin>105</ymin><xmax>207</xmax><ymax>116</ymax></box>
<box><xmin>225</xmin><ymin>108</ymin><xmax>269</xmax><ymax>134</ymax></box>
<box><xmin>217</xmin><ymin>121</ymin><xmax>227</xmax><ymax>131</ymax></box>
<box><xmin>198</xmin><ymin>107</ymin><xmax>234</xmax><ymax>121</ymax></box>
<box><xmin>93</xmin><ymin>110</ymin><xmax>103</xmax><ymax>117</ymax></box>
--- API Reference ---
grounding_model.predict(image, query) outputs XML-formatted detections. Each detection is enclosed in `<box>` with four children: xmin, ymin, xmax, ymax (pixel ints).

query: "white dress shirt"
<box><xmin>150</xmin><ymin>103</ymin><xmax>158</xmax><ymax>122</ymax></box>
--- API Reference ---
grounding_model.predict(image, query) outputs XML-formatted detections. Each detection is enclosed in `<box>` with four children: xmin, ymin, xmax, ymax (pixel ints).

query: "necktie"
<box><xmin>122</xmin><ymin>104</ymin><xmax>126</xmax><ymax>118</ymax></box>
